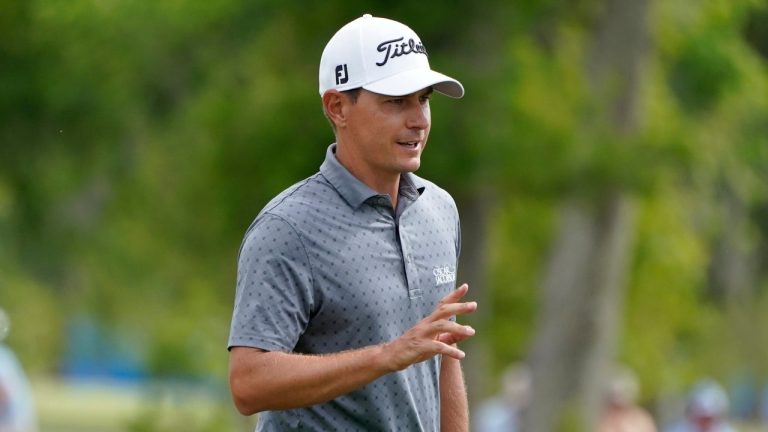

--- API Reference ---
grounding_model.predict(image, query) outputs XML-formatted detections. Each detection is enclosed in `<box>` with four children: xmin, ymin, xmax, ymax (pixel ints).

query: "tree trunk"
<box><xmin>523</xmin><ymin>196</ymin><xmax>636</xmax><ymax>431</ymax></box>
<box><xmin>708</xmin><ymin>178</ymin><xmax>755</xmax><ymax>303</ymax></box>
<box><xmin>522</xmin><ymin>0</ymin><xmax>649</xmax><ymax>430</ymax></box>
<box><xmin>708</xmin><ymin>178</ymin><xmax>762</xmax><ymax>373</ymax></box>
<box><xmin>455</xmin><ymin>191</ymin><xmax>495</xmax><ymax>408</ymax></box>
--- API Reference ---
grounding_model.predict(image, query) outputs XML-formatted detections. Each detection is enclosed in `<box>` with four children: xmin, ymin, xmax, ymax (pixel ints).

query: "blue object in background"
<box><xmin>59</xmin><ymin>316</ymin><xmax>147</xmax><ymax>382</ymax></box>
<box><xmin>729</xmin><ymin>373</ymin><xmax>758</xmax><ymax>419</ymax></box>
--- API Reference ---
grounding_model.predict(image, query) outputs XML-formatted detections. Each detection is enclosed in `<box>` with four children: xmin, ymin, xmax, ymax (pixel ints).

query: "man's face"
<box><xmin>340</xmin><ymin>87</ymin><xmax>432</xmax><ymax>179</ymax></box>
<box><xmin>692</xmin><ymin>414</ymin><xmax>716</xmax><ymax>431</ymax></box>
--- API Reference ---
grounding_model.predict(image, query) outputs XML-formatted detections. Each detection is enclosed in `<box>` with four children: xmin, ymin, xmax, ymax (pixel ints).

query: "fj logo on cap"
<box><xmin>335</xmin><ymin>64</ymin><xmax>349</xmax><ymax>85</ymax></box>
<box><xmin>376</xmin><ymin>37</ymin><xmax>427</xmax><ymax>67</ymax></box>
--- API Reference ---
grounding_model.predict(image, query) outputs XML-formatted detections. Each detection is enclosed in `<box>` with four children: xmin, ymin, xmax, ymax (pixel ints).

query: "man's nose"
<box><xmin>406</xmin><ymin>103</ymin><xmax>430</xmax><ymax>130</ymax></box>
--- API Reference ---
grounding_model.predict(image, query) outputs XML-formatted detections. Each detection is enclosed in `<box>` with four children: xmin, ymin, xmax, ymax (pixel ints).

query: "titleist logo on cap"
<box><xmin>318</xmin><ymin>14</ymin><xmax>464</xmax><ymax>98</ymax></box>
<box><xmin>376</xmin><ymin>37</ymin><xmax>428</xmax><ymax>67</ymax></box>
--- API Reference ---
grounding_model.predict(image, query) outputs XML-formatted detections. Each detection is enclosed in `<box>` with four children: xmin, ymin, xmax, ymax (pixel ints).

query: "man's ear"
<box><xmin>323</xmin><ymin>90</ymin><xmax>346</xmax><ymax>129</ymax></box>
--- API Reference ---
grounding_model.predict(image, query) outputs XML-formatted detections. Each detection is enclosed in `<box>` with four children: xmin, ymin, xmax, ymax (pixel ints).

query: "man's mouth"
<box><xmin>397</xmin><ymin>140</ymin><xmax>419</xmax><ymax>149</ymax></box>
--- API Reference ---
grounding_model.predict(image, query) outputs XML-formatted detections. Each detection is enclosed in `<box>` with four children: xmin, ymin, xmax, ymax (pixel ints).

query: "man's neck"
<box><xmin>335</xmin><ymin>144</ymin><xmax>400</xmax><ymax>209</ymax></box>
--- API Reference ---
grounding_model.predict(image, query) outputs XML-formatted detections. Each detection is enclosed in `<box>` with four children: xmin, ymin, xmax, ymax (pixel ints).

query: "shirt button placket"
<box><xmin>400</xmin><ymin>226</ymin><xmax>422</xmax><ymax>300</ymax></box>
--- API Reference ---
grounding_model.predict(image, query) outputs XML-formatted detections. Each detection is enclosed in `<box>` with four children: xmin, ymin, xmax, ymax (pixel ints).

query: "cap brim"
<box><xmin>363</xmin><ymin>68</ymin><xmax>464</xmax><ymax>98</ymax></box>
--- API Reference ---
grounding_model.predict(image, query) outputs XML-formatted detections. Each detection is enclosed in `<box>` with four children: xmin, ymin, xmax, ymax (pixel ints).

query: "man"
<box><xmin>227</xmin><ymin>13</ymin><xmax>476</xmax><ymax>431</ymax></box>
<box><xmin>663</xmin><ymin>380</ymin><xmax>736</xmax><ymax>432</ymax></box>
<box><xmin>474</xmin><ymin>363</ymin><xmax>530</xmax><ymax>432</ymax></box>
<box><xmin>0</xmin><ymin>308</ymin><xmax>38</xmax><ymax>432</ymax></box>
<box><xmin>599</xmin><ymin>366</ymin><xmax>657</xmax><ymax>432</ymax></box>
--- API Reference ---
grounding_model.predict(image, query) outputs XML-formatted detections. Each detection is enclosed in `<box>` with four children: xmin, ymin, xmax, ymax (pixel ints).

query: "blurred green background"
<box><xmin>1</xmin><ymin>0</ymin><xmax>767</xmax><ymax>430</ymax></box>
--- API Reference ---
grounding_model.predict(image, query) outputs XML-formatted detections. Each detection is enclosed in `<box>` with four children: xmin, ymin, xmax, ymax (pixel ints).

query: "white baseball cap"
<box><xmin>319</xmin><ymin>14</ymin><xmax>464</xmax><ymax>98</ymax></box>
<box><xmin>688</xmin><ymin>379</ymin><xmax>729</xmax><ymax>417</ymax></box>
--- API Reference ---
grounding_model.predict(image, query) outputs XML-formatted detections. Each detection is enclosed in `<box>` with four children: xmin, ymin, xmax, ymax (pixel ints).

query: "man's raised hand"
<box><xmin>382</xmin><ymin>283</ymin><xmax>477</xmax><ymax>372</ymax></box>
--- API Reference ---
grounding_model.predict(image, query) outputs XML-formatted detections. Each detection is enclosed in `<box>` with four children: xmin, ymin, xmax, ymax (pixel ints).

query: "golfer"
<box><xmin>228</xmin><ymin>14</ymin><xmax>476</xmax><ymax>431</ymax></box>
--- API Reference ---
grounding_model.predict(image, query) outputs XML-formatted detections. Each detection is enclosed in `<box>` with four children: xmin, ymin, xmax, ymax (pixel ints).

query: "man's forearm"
<box><xmin>229</xmin><ymin>285</ymin><xmax>477</xmax><ymax>416</ymax></box>
<box><xmin>440</xmin><ymin>354</ymin><xmax>469</xmax><ymax>432</ymax></box>
<box><xmin>230</xmin><ymin>345</ymin><xmax>392</xmax><ymax>414</ymax></box>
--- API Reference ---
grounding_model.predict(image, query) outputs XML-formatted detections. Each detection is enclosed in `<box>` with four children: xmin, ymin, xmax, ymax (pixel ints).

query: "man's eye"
<box><xmin>389</xmin><ymin>98</ymin><xmax>404</xmax><ymax>105</ymax></box>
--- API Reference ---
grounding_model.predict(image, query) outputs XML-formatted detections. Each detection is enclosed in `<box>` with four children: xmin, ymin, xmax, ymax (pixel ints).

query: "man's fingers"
<box><xmin>437</xmin><ymin>326</ymin><xmax>475</xmax><ymax>345</ymax></box>
<box><xmin>429</xmin><ymin>321</ymin><xmax>475</xmax><ymax>338</ymax></box>
<box><xmin>419</xmin><ymin>339</ymin><xmax>466</xmax><ymax>360</ymax></box>
<box><xmin>427</xmin><ymin>300</ymin><xmax>477</xmax><ymax>323</ymax></box>
<box><xmin>411</xmin><ymin>319</ymin><xmax>475</xmax><ymax>343</ymax></box>
<box><xmin>427</xmin><ymin>283</ymin><xmax>476</xmax><ymax>322</ymax></box>
<box><xmin>385</xmin><ymin>283</ymin><xmax>477</xmax><ymax>370</ymax></box>
<box><xmin>432</xmin><ymin>340</ymin><xmax>466</xmax><ymax>360</ymax></box>
<box><xmin>438</xmin><ymin>283</ymin><xmax>469</xmax><ymax>305</ymax></box>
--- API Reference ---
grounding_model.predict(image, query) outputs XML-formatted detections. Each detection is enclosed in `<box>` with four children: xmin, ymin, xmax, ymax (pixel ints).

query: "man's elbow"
<box><xmin>230</xmin><ymin>374</ymin><xmax>266</xmax><ymax>415</ymax></box>
<box><xmin>232</xmin><ymin>397</ymin><xmax>260</xmax><ymax>416</ymax></box>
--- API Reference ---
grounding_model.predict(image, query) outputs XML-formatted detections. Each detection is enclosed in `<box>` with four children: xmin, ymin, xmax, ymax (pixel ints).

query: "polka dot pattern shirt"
<box><xmin>228</xmin><ymin>144</ymin><xmax>461</xmax><ymax>431</ymax></box>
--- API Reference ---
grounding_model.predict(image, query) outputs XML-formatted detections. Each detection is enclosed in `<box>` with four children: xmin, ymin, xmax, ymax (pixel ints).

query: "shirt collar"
<box><xmin>399</xmin><ymin>170</ymin><xmax>426</xmax><ymax>202</ymax></box>
<box><xmin>319</xmin><ymin>144</ymin><xmax>426</xmax><ymax>209</ymax></box>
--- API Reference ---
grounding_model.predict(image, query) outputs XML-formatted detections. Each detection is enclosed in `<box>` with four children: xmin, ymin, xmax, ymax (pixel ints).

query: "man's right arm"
<box><xmin>229</xmin><ymin>283</ymin><xmax>476</xmax><ymax>415</ymax></box>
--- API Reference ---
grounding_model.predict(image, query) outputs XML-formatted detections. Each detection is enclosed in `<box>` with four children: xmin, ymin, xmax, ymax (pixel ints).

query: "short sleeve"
<box><xmin>227</xmin><ymin>214</ymin><xmax>314</xmax><ymax>352</ymax></box>
<box><xmin>455</xmin><ymin>203</ymin><xmax>461</xmax><ymax>261</ymax></box>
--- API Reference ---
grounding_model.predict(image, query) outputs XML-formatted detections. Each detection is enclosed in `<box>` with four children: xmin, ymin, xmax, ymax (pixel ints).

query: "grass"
<box><xmin>31</xmin><ymin>376</ymin><xmax>256</xmax><ymax>432</ymax></box>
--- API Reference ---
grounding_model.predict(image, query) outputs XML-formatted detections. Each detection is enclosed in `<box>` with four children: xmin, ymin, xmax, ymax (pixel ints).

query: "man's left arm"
<box><xmin>440</xmin><ymin>353</ymin><xmax>469</xmax><ymax>432</ymax></box>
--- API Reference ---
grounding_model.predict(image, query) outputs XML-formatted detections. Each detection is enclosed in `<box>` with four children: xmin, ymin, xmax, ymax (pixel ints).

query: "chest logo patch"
<box><xmin>433</xmin><ymin>265</ymin><xmax>456</xmax><ymax>286</ymax></box>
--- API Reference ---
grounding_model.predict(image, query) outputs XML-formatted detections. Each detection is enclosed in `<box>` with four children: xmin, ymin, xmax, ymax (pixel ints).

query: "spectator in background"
<box><xmin>760</xmin><ymin>384</ymin><xmax>768</xmax><ymax>425</ymax></box>
<box><xmin>663</xmin><ymin>379</ymin><xmax>736</xmax><ymax>432</ymax></box>
<box><xmin>599</xmin><ymin>366</ymin><xmax>657</xmax><ymax>432</ymax></box>
<box><xmin>0</xmin><ymin>307</ymin><xmax>38</xmax><ymax>432</ymax></box>
<box><xmin>474</xmin><ymin>363</ymin><xmax>531</xmax><ymax>432</ymax></box>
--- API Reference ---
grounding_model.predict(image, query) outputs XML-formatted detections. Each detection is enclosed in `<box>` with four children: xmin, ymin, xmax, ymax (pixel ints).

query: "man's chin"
<box><xmin>400</xmin><ymin>162</ymin><xmax>421</xmax><ymax>173</ymax></box>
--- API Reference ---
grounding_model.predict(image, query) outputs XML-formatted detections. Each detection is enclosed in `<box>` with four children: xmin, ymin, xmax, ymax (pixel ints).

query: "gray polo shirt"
<box><xmin>228</xmin><ymin>144</ymin><xmax>461</xmax><ymax>431</ymax></box>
